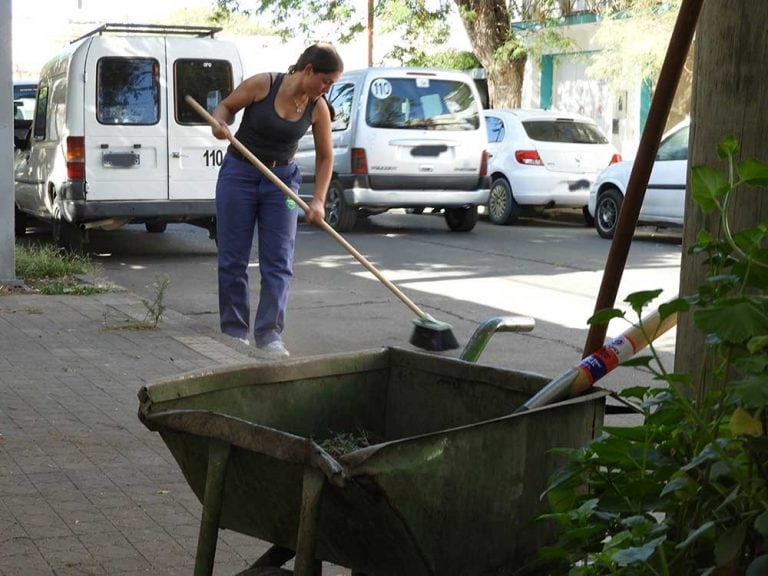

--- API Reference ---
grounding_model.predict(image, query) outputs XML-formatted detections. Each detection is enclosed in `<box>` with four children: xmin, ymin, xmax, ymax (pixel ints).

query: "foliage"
<box><xmin>537</xmin><ymin>140</ymin><xmax>768</xmax><ymax>575</ymax></box>
<box><xmin>586</xmin><ymin>0</ymin><xmax>682</xmax><ymax>91</ymax></box>
<box><xmin>13</xmin><ymin>243</ymin><xmax>110</xmax><ymax>295</ymax></box>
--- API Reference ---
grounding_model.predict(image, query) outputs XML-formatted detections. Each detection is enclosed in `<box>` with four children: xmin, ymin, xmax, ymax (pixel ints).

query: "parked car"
<box><xmin>484</xmin><ymin>109</ymin><xmax>620</xmax><ymax>225</ymax></box>
<box><xmin>14</xmin><ymin>23</ymin><xmax>243</xmax><ymax>250</ymax></box>
<box><xmin>587</xmin><ymin>118</ymin><xmax>689</xmax><ymax>239</ymax></box>
<box><xmin>295</xmin><ymin>67</ymin><xmax>490</xmax><ymax>232</ymax></box>
<box><xmin>13</xmin><ymin>81</ymin><xmax>37</xmax><ymax>147</ymax></box>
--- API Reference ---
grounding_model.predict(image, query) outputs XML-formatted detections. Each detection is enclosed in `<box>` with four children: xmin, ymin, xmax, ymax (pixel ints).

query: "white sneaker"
<box><xmin>258</xmin><ymin>340</ymin><xmax>290</xmax><ymax>358</ymax></box>
<box><xmin>225</xmin><ymin>334</ymin><xmax>249</xmax><ymax>345</ymax></box>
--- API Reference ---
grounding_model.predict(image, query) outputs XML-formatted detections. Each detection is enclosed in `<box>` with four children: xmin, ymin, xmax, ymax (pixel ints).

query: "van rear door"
<box><xmin>361</xmin><ymin>73</ymin><xmax>484</xmax><ymax>190</ymax></box>
<box><xmin>166</xmin><ymin>38</ymin><xmax>241</xmax><ymax>200</ymax></box>
<box><xmin>83</xmin><ymin>36</ymin><xmax>168</xmax><ymax>201</ymax></box>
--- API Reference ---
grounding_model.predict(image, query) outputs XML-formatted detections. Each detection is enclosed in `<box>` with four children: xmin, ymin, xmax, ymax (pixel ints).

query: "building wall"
<box><xmin>520</xmin><ymin>19</ymin><xmax>650</xmax><ymax>159</ymax></box>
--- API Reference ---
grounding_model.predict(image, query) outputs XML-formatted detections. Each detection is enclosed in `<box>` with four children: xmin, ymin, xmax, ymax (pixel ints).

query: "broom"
<box><xmin>186</xmin><ymin>95</ymin><xmax>459</xmax><ymax>352</ymax></box>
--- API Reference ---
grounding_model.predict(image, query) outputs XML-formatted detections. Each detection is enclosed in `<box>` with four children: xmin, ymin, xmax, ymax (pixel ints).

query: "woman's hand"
<box><xmin>211</xmin><ymin>118</ymin><xmax>230</xmax><ymax>140</ymax></box>
<box><xmin>303</xmin><ymin>197</ymin><xmax>326</xmax><ymax>226</ymax></box>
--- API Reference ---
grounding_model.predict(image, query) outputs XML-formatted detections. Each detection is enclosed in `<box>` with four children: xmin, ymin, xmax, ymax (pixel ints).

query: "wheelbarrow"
<box><xmin>138</xmin><ymin>343</ymin><xmax>607</xmax><ymax>576</ymax></box>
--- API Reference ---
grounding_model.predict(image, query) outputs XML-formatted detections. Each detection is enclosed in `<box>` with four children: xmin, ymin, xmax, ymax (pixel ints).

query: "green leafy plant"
<box><xmin>536</xmin><ymin>138</ymin><xmax>768</xmax><ymax>576</ymax></box>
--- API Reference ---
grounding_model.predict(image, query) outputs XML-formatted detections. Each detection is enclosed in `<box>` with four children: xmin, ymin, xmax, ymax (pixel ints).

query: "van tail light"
<box><xmin>351</xmin><ymin>148</ymin><xmax>368</xmax><ymax>175</ymax></box>
<box><xmin>66</xmin><ymin>136</ymin><xmax>85</xmax><ymax>181</ymax></box>
<box><xmin>609</xmin><ymin>153</ymin><xmax>622</xmax><ymax>165</ymax></box>
<box><xmin>515</xmin><ymin>150</ymin><xmax>543</xmax><ymax>166</ymax></box>
<box><xmin>480</xmin><ymin>150</ymin><xmax>488</xmax><ymax>177</ymax></box>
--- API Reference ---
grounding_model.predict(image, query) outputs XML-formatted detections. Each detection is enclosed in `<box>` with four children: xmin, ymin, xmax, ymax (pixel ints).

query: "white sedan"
<box><xmin>588</xmin><ymin>119</ymin><xmax>689</xmax><ymax>239</ymax></box>
<box><xmin>485</xmin><ymin>109</ymin><xmax>621</xmax><ymax>225</ymax></box>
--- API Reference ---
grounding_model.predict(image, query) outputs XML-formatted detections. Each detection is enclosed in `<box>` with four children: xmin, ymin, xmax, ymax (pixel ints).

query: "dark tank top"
<box><xmin>233</xmin><ymin>73</ymin><xmax>315</xmax><ymax>162</ymax></box>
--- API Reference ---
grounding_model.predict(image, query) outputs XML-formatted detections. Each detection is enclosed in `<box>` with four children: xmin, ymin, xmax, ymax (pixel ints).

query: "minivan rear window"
<box><xmin>523</xmin><ymin>120</ymin><xmax>608</xmax><ymax>144</ymax></box>
<box><xmin>175</xmin><ymin>59</ymin><xmax>234</xmax><ymax>124</ymax></box>
<box><xmin>97</xmin><ymin>58</ymin><xmax>160</xmax><ymax>125</ymax></box>
<box><xmin>365</xmin><ymin>77</ymin><xmax>479</xmax><ymax>131</ymax></box>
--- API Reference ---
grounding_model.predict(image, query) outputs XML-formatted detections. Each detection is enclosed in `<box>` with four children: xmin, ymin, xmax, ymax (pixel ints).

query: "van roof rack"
<box><xmin>71</xmin><ymin>23</ymin><xmax>223</xmax><ymax>43</ymax></box>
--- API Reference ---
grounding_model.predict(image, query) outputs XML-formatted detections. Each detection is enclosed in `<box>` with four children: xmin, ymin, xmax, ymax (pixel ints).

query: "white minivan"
<box><xmin>295</xmin><ymin>67</ymin><xmax>490</xmax><ymax>232</ymax></box>
<box><xmin>14</xmin><ymin>23</ymin><xmax>243</xmax><ymax>249</ymax></box>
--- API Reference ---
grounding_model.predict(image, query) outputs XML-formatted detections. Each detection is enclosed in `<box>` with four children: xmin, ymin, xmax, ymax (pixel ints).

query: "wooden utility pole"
<box><xmin>675</xmin><ymin>0</ymin><xmax>768</xmax><ymax>382</ymax></box>
<box><xmin>367</xmin><ymin>0</ymin><xmax>373</xmax><ymax>67</ymax></box>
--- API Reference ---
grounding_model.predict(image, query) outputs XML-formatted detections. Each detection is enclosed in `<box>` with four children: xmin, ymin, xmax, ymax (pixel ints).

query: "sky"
<box><xmin>11</xmin><ymin>0</ymin><xmax>214</xmax><ymax>78</ymax></box>
<box><xmin>11</xmin><ymin>0</ymin><xmax>470</xmax><ymax>79</ymax></box>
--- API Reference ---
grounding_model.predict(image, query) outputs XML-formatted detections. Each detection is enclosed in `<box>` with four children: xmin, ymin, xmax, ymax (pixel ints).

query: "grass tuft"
<box><xmin>13</xmin><ymin>244</ymin><xmax>110</xmax><ymax>295</ymax></box>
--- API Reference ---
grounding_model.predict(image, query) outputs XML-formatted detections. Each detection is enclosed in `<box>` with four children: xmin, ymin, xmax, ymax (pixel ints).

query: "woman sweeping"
<box><xmin>210</xmin><ymin>43</ymin><xmax>344</xmax><ymax>357</ymax></box>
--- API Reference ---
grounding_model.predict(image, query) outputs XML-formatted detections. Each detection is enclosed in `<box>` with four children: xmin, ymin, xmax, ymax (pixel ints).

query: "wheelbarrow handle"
<box><xmin>186</xmin><ymin>95</ymin><xmax>429</xmax><ymax>321</ymax></box>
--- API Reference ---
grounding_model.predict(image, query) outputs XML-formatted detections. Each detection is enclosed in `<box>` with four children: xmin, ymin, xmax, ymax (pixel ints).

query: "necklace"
<box><xmin>293</xmin><ymin>97</ymin><xmax>304</xmax><ymax>113</ymax></box>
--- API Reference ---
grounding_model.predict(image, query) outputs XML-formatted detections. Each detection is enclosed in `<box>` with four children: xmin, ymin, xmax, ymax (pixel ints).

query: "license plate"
<box><xmin>103</xmin><ymin>152</ymin><xmax>140</xmax><ymax>168</ymax></box>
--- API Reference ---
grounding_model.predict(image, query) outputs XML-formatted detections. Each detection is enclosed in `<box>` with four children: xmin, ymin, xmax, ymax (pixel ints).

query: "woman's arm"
<box><xmin>304</xmin><ymin>98</ymin><xmax>334</xmax><ymax>225</ymax></box>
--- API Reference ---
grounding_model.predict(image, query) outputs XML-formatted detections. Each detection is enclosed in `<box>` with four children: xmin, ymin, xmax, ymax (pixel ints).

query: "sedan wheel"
<box><xmin>595</xmin><ymin>187</ymin><xmax>623</xmax><ymax>239</ymax></box>
<box><xmin>488</xmin><ymin>178</ymin><xmax>521</xmax><ymax>225</ymax></box>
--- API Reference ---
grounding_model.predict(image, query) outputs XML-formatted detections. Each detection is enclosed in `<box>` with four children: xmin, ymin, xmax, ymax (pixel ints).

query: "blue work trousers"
<box><xmin>215</xmin><ymin>153</ymin><xmax>301</xmax><ymax>346</ymax></box>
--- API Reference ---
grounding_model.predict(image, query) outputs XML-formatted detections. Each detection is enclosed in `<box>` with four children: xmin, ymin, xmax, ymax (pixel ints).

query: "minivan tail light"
<box><xmin>351</xmin><ymin>148</ymin><xmax>368</xmax><ymax>175</ymax></box>
<box><xmin>515</xmin><ymin>150</ymin><xmax>543</xmax><ymax>166</ymax></box>
<box><xmin>480</xmin><ymin>150</ymin><xmax>488</xmax><ymax>177</ymax></box>
<box><xmin>609</xmin><ymin>153</ymin><xmax>622</xmax><ymax>165</ymax></box>
<box><xmin>66</xmin><ymin>136</ymin><xmax>85</xmax><ymax>181</ymax></box>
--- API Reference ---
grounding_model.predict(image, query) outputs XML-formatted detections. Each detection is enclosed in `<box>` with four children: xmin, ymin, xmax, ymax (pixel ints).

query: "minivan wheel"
<box><xmin>324</xmin><ymin>180</ymin><xmax>357</xmax><ymax>232</ymax></box>
<box><xmin>52</xmin><ymin>203</ymin><xmax>83</xmax><ymax>252</ymax></box>
<box><xmin>145</xmin><ymin>221</ymin><xmax>167</xmax><ymax>233</ymax></box>
<box><xmin>595</xmin><ymin>187</ymin><xmax>623</xmax><ymax>239</ymax></box>
<box><xmin>444</xmin><ymin>205</ymin><xmax>479</xmax><ymax>232</ymax></box>
<box><xmin>488</xmin><ymin>177</ymin><xmax>521</xmax><ymax>225</ymax></box>
<box><xmin>14</xmin><ymin>206</ymin><xmax>27</xmax><ymax>237</ymax></box>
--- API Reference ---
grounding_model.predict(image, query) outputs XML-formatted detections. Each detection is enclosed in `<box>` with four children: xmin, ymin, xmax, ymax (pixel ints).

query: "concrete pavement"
<box><xmin>0</xmin><ymin>285</ymin><xmax>349</xmax><ymax>575</ymax></box>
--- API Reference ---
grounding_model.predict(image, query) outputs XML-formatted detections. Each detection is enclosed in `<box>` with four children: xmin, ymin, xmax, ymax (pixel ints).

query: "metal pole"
<box><xmin>0</xmin><ymin>0</ymin><xmax>19</xmax><ymax>285</ymax></box>
<box><xmin>581</xmin><ymin>0</ymin><xmax>703</xmax><ymax>357</ymax></box>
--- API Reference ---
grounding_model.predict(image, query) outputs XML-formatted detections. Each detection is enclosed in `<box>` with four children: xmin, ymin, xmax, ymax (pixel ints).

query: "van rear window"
<box><xmin>174</xmin><ymin>59</ymin><xmax>234</xmax><ymax>124</ymax></box>
<box><xmin>97</xmin><ymin>58</ymin><xmax>160</xmax><ymax>125</ymax></box>
<box><xmin>522</xmin><ymin>120</ymin><xmax>608</xmax><ymax>144</ymax></box>
<box><xmin>365</xmin><ymin>77</ymin><xmax>479</xmax><ymax>131</ymax></box>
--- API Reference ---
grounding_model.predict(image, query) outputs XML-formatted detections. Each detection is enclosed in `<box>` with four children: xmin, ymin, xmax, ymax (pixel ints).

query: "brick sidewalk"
<box><xmin>0</xmin><ymin>290</ymin><xmax>347</xmax><ymax>575</ymax></box>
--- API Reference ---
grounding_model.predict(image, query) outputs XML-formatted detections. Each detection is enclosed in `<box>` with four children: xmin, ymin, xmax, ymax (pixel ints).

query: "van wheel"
<box><xmin>14</xmin><ymin>206</ymin><xmax>27</xmax><ymax>237</ymax></box>
<box><xmin>595</xmin><ymin>187</ymin><xmax>623</xmax><ymax>239</ymax></box>
<box><xmin>325</xmin><ymin>180</ymin><xmax>357</xmax><ymax>232</ymax></box>
<box><xmin>52</xmin><ymin>204</ymin><xmax>83</xmax><ymax>252</ymax></box>
<box><xmin>488</xmin><ymin>177</ymin><xmax>521</xmax><ymax>225</ymax></box>
<box><xmin>444</xmin><ymin>205</ymin><xmax>478</xmax><ymax>232</ymax></box>
<box><xmin>145</xmin><ymin>222</ymin><xmax>167</xmax><ymax>233</ymax></box>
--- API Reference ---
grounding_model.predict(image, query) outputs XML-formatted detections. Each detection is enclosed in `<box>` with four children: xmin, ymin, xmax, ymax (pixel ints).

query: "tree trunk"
<box><xmin>675</xmin><ymin>1</ymin><xmax>768</xmax><ymax>383</ymax></box>
<box><xmin>454</xmin><ymin>0</ymin><xmax>527</xmax><ymax>107</ymax></box>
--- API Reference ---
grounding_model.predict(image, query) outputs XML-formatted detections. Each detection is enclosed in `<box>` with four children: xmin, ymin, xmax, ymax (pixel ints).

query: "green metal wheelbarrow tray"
<box><xmin>138</xmin><ymin>346</ymin><xmax>607</xmax><ymax>576</ymax></box>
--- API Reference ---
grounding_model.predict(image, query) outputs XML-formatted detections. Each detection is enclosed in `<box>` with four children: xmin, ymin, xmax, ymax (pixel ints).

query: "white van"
<box><xmin>13</xmin><ymin>23</ymin><xmax>244</xmax><ymax>249</ymax></box>
<box><xmin>295</xmin><ymin>67</ymin><xmax>490</xmax><ymax>232</ymax></box>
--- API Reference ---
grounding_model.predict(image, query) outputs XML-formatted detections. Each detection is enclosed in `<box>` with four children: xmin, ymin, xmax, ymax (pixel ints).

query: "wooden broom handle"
<box><xmin>186</xmin><ymin>95</ymin><xmax>427</xmax><ymax>320</ymax></box>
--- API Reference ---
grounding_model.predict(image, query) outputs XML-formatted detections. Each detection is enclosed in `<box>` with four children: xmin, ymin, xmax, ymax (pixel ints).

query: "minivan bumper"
<box><xmin>337</xmin><ymin>174</ymin><xmax>491</xmax><ymax>208</ymax></box>
<box><xmin>61</xmin><ymin>183</ymin><xmax>215</xmax><ymax>222</ymax></box>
